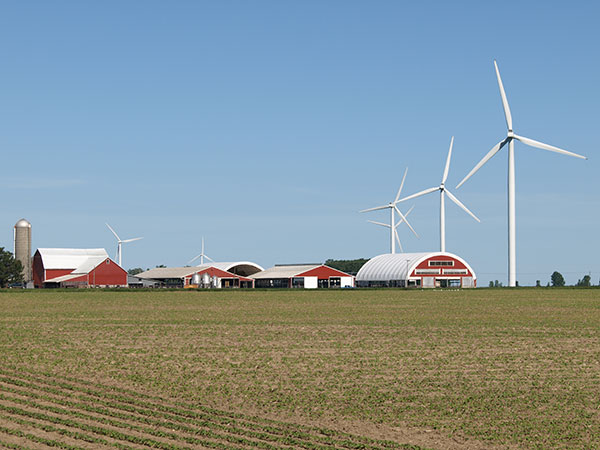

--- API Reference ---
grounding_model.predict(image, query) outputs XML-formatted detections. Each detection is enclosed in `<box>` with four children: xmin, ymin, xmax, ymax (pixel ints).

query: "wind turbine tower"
<box><xmin>456</xmin><ymin>60</ymin><xmax>587</xmax><ymax>287</ymax></box>
<box><xmin>189</xmin><ymin>237</ymin><xmax>214</xmax><ymax>266</ymax></box>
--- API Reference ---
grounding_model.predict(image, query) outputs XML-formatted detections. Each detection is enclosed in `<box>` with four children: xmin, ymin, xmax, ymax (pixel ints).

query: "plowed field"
<box><xmin>0</xmin><ymin>288</ymin><xmax>598</xmax><ymax>449</ymax></box>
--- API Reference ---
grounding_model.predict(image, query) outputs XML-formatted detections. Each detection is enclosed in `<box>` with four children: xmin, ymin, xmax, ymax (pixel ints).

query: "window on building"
<box><xmin>429</xmin><ymin>260</ymin><xmax>454</xmax><ymax>267</ymax></box>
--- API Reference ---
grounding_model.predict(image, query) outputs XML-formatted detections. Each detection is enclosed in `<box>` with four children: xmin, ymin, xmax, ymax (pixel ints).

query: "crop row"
<box><xmin>0</xmin><ymin>401</ymin><xmax>248</xmax><ymax>450</ymax></box>
<box><xmin>3</xmin><ymin>367</ymin><xmax>393</xmax><ymax>450</ymax></box>
<box><xmin>0</xmin><ymin>369</ymin><xmax>424</xmax><ymax>450</ymax></box>
<box><xmin>1</xmin><ymin>368</ymin><xmax>422</xmax><ymax>449</ymax></box>
<box><xmin>0</xmin><ymin>379</ymin><xmax>338</xmax><ymax>450</ymax></box>
<box><xmin>0</xmin><ymin>383</ymin><xmax>337</xmax><ymax>450</ymax></box>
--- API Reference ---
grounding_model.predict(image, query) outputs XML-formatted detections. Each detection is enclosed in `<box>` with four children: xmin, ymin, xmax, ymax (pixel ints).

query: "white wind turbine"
<box><xmin>105</xmin><ymin>223</ymin><xmax>143</xmax><ymax>267</ymax></box>
<box><xmin>360</xmin><ymin>168</ymin><xmax>419</xmax><ymax>253</ymax></box>
<box><xmin>397</xmin><ymin>136</ymin><xmax>480</xmax><ymax>252</ymax></box>
<box><xmin>456</xmin><ymin>60</ymin><xmax>587</xmax><ymax>287</ymax></box>
<box><xmin>189</xmin><ymin>237</ymin><xmax>214</xmax><ymax>266</ymax></box>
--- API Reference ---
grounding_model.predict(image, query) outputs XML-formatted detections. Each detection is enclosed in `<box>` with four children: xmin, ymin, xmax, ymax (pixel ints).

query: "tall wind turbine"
<box><xmin>189</xmin><ymin>237</ymin><xmax>214</xmax><ymax>265</ymax></box>
<box><xmin>397</xmin><ymin>137</ymin><xmax>480</xmax><ymax>252</ymax></box>
<box><xmin>105</xmin><ymin>223</ymin><xmax>143</xmax><ymax>267</ymax></box>
<box><xmin>360</xmin><ymin>168</ymin><xmax>419</xmax><ymax>253</ymax></box>
<box><xmin>456</xmin><ymin>60</ymin><xmax>587</xmax><ymax>287</ymax></box>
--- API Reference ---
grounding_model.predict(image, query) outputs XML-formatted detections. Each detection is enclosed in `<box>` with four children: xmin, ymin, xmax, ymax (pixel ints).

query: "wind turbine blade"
<box><xmin>396</xmin><ymin>186</ymin><xmax>439</xmax><ymax>203</ymax></box>
<box><xmin>189</xmin><ymin>254</ymin><xmax>201</xmax><ymax>264</ymax></box>
<box><xmin>445</xmin><ymin>190</ymin><xmax>481</xmax><ymax>222</ymax></box>
<box><xmin>122</xmin><ymin>237</ymin><xmax>144</xmax><ymax>243</ymax></box>
<box><xmin>204</xmin><ymin>255</ymin><xmax>214</xmax><ymax>262</ymax></box>
<box><xmin>360</xmin><ymin>204</ymin><xmax>390</xmax><ymax>213</ymax></box>
<box><xmin>394</xmin><ymin>229</ymin><xmax>403</xmax><ymax>253</ymax></box>
<box><xmin>394</xmin><ymin>167</ymin><xmax>409</xmax><ymax>203</ymax></box>
<box><xmin>441</xmin><ymin>136</ymin><xmax>454</xmax><ymax>184</ymax></box>
<box><xmin>395</xmin><ymin>205</ymin><xmax>415</xmax><ymax>228</ymax></box>
<box><xmin>456</xmin><ymin>137</ymin><xmax>509</xmax><ymax>189</ymax></box>
<box><xmin>105</xmin><ymin>223</ymin><xmax>120</xmax><ymax>241</ymax></box>
<box><xmin>367</xmin><ymin>220</ymin><xmax>391</xmax><ymax>228</ymax></box>
<box><xmin>513</xmin><ymin>134</ymin><xmax>587</xmax><ymax>160</ymax></box>
<box><xmin>494</xmin><ymin>60</ymin><xmax>513</xmax><ymax>131</ymax></box>
<box><xmin>394</xmin><ymin>205</ymin><xmax>419</xmax><ymax>238</ymax></box>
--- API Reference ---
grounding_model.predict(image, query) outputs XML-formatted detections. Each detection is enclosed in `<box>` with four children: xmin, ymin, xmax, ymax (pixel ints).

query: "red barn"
<box><xmin>250</xmin><ymin>264</ymin><xmax>355</xmax><ymax>288</ymax></box>
<box><xmin>356</xmin><ymin>252</ymin><xmax>476</xmax><ymax>288</ymax></box>
<box><xmin>32</xmin><ymin>248</ymin><xmax>127</xmax><ymax>288</ymax></box>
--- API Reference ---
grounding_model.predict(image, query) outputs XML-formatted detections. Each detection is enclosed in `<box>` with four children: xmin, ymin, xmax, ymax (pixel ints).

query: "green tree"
<box><xmin>128</xmin><ymin>267</ymin><xmax>144</xmax><ymax>275</ymax></box>
<box><xmin>536</xmin><ymin>280</ymin><xmax>541</xmax><ymax>287</ymax></box>
<box><xmin>0</xmin><ymin>247</ymin><xmax>24</xmax><ymax>288</ymax></box>
<box><xmin>489</xmin><ymin>281</ymin><xmax>494</xmax><ymax>288</ymax></box>
<box><xmin>576</xmin><ymin>275</ymin><xmax>591</xmax><ymax>287</ymax></box>
<box><xmin>551</xmin><ymin>271</ymin><xmax>565</xmax><ymax>287</ymax></box>
<box><xmin>324</xmin><ymin>258</ymin><xmax>369</xmax><ymax>275</ymax></box>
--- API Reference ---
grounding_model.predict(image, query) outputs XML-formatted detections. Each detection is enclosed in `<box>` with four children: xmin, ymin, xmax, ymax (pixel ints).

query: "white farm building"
<box><xmin>356</xmin><ymin>252</ymin><xmax>476</xmax><ymax>288</ymax></box>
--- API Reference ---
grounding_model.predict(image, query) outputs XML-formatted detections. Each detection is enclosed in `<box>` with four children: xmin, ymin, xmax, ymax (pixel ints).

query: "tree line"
<box><xmin>489</xmin><ymin>271</ymin><xmax>595</xmax><ymax>288</ymax></box>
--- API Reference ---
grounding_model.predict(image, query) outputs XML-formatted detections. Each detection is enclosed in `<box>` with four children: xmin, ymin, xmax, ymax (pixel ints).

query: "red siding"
<box><xmin>87</xmin><ymin>259</ymin><xmax>127</xmax><ymax>286</ymax></box>
<box><xmin>411</xmin><ymin>255</ymin><xmax>471</xmax><ymax>274</ymax></box>
<box><xmin>409</xmin><ymin>255</ymin><xmax>475</xmax><ymax>286</ymax></box>
<box><xmin>46</xmin><ymin>269</ymin><xmax>75</xmax><ymax>281</ymax></box>
<box><xmin>296</xmin><ymin>265</ymin><xmax>352</xmax><ymax>279</ymax></box>
<box><xmin>32</xmin><ymin>251</ymin><xmax>44</xmax><ymax>288</ymax></box>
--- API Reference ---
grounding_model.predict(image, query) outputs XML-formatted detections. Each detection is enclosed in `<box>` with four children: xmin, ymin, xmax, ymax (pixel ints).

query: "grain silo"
<box><xmin>14</xmin><ymin>218</ymin><xmax>32</xmax><ymax>283</ymax></box>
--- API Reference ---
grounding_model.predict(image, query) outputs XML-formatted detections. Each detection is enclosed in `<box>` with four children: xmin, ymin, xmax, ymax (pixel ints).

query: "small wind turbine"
<box><xmin>189</xmin><ymin>237</ymin><xmax>214</xmax><ymax>266</ymax></box>
<box><xmin>366</xmin><ymin>205</ymin><xmax>415</xmax><ymax>253</ymax></box>
<box><xmin>360</xmin><ymin>168</ymin><xmax>419</xmax><ymax>254</ymax></box>
<box><xmin>105</xmin><ymin>223</ymin><xmax>143</xmax><ymax>267</ymax></box>
<box><xmin>397</xmin><ymin>136</ymin><xmax>480</xmax><ymax>252</ymax></box>
<box><xmin>456</xmin><ymin>60</ymin><xmax>587</xmax><ymax>287</ymax></box>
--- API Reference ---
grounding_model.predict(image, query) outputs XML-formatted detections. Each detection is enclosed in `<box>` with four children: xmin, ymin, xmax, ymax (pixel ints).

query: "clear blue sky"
<box><xmin>1</xmin><ymin>1</ymin><xmax>598</xmax><ymax>286</ymax></box>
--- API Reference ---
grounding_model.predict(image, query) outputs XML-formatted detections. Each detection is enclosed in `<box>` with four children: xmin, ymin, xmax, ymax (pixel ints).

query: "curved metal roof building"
<box><xmin>356</xmin><ymin>252</ymin><xmax>476</xmax><ymax>288</ymax></box>
<box><xmin>206</xmin><ymin>261</ymin><xmax>264</xmax><ymax>277</ymax></box>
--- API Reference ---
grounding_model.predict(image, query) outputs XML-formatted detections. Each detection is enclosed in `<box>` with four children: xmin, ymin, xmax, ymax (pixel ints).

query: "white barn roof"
<box><xmin>356</xmin><ymin>252</ymin><xmax>476</xmax><ymax>282</ymax></box>
<box><xmin>137</xmin><ymin>267</ymin><xmax>205</xmax><ymax>279</ymax></box>
<box><xmin>37</xmin><ymin>248</ymin><xmax>109</xmax><ymax>270</ymax></box>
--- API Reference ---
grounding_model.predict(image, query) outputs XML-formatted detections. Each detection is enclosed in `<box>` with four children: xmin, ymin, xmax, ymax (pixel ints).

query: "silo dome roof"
<box><xmin>15</xmin><ymin>218</ymin><xmax>31</xmax><ymax>228</ymax></box>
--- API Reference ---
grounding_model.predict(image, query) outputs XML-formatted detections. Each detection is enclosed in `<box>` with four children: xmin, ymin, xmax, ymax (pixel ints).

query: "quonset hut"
<box><xmin>356</xmin><ymin>252</ymin><xmax>476</xmax><ymax>288</ymax></box>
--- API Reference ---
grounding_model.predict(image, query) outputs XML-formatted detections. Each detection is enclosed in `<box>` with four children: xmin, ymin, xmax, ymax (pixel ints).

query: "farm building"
<box><xmin>355</xmin><ymin>252</ymin><xmax>476</xmax><ymax>288</ymax></box>
<box><xmin>136</xmin><ymin>261</ymin><xmax>263</xmax><ymax>288</ymax></box>
<box><xmin>32</xmin><ymin>248</ymin><xmax>127</xmax><ymax>288</ymax></box>
<box><xmin>250</xmin><ymin>264</ymin><xmax>354</xmax><ymax>288</ymax></box>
